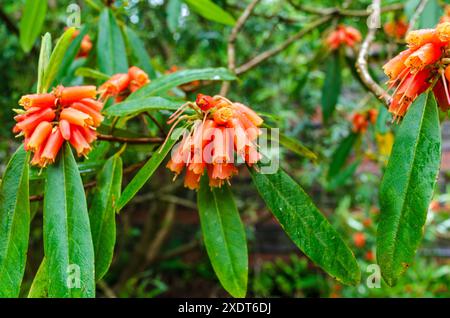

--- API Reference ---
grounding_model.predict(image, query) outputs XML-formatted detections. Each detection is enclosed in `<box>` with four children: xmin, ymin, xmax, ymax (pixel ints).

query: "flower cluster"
<box><xmin>166</xmin><ymin>94</ymin><xmax>263</xmax><ymax>190</ymax></box>
<box><xmin>384</xmin><ymin>19</ymin><xmax>408</xmax><ymax>40</ymax></box>
<box><xmin>383</xmin><ymin>22</ymin><xmax>450</xmax><ymax>119</ymax></box>
<box><xmin>13</xmin><ymin>86</ymin><xmax>104</xmax><ymax>167</ymax></box>
<box><xmin>99</xmin><ymin>66</ymin><xmax>150</xmax><ymax>102</ymax></box>
<box><xmin>352</xmin><ymin>109</ymin><xmax>378</xmax><ymax>133</ymax></box>
<box><xmin>326</xmin><ymin>25</ymin><xmax>362</xmax><ymax>50</ymax></box>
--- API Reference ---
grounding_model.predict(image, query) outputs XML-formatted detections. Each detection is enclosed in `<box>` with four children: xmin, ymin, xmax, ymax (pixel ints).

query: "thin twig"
<box><xmin>288</xmin><ymin>1</ymin><xmax>404</xmax><ymax>17</ymax></box>
<box><xmin>235</xmin><ymin>15</ymin><xmax>333</xmax><ymax>75</ymax></box>
<box><xmin>407</xmin><ymin>0</ymin><xmax>428</xmax><ymax>33</ymax></box>
<box><xmin>355</xmin><ymin>1</ymin><xmax>391</xmax><ymax>108</ymax></box>
<box><xmin>145</xmin><ymin>112</ymin><xmax>167</xmax><ymax>137</ymax></box>
<box><xmin>97</xmin><ymin>134</ymin><xmax>164</xmax><ymax>144</ymax></box>
<box><xmin>220</xmin><ymin>0</ymin><xmax>261</xmax><ymax>96</ymax></box>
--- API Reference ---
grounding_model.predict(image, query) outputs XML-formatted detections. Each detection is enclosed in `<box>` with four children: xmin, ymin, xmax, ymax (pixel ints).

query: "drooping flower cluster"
<box><xmin>352</xmin><ymin>109</ymin><xmax>378</xmax><ymax>133</ymax></box>
<box><xmin>99</xmin><ymin>66</ymin><xmax>150</xmax><ymax>102</ymax></box>
<box><xmin>383</xmin><ymin>22</ymin><xmax>450</xmax><ymax>119</ymax></box>
<box><xmin>383</xmin><ymin>18</ymin><xmax>408</xmax><ymax>40</ymax></box>
<box><xmin>13</xmin><ymin>86</ymin><xmax>104</xmax><ymax>167</ymax></box>
<box><xmin>326</xmin><ymin>25</ymin><xmax>362</xmax><ymax>50</ymax></box>
<box><xmin>166</xmin><ymin>94</ymin><xmax>263</xmax><ymax>189</ymax></box>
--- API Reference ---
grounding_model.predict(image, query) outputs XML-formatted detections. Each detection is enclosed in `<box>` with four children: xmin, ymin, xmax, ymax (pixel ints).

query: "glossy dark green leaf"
<box><xmin>167</xmin><ymin>0</ymin><xmax>182</xmax><ymax>33</ymax></box>
<box><xmin>125</xmin><ymin>27</ymin><xmax>156</xmax><ymax>78</ymax></box>
<box><xmin>250</xmin><ymin>167</ymin><xmax>360</xmax><ymax>285</ymax></box>
<box><xmin>184</xmin><ymin>0</ymin><xmax>236</xmax><ymax>26</ymax></box>
<box><xmin>75</xmin><ymin>67</ymin><xmax>110</xmax><ymax>81</ymax></box>
<box><xmin>37</xmin><ymin>33</ymin><xmax>52</xmax><ymax>94</ymax></box>
<box><xmin>89</xmin><ymin>155</ymin><xmax>122</xmax><ymax>281</ymax></box>
<box><xmin>19</xmin><ymin>0</ymin><xmax>47</xmax><ymax>52</ymax></box>
<box><xmin>104</xmin><ymin>97</ymin><xmax>181</xmax><ymax>117</ymax></box>
<box><xmin>321</xmin><ymin>52</ymin><xmax>342</xmax><ymax>122</ymax></box>
<box><xmin>130</xmin><ymin>68</ymin><xmax>236</xmax><ymax>99</ymax></box>
<box><xmin>28</xmin><ymin>259</ymin><xmax>48</xmax><ymax>298</ymax></box>
<box><xmin>0</xmin><ymin>146</ymin><xmax>30</xmax><ymax>297</ymax></box>
<box><xmin>97</xmin><ymin>8</ymin><xmax>128</xmax><ymax>75</ymax></box>
<box><xmin>377</xmin><ymin>92</ymin><xmax>441</xmax><ymax>286</ymax></box>
<box><xmin>328</xmin><ymin>132</ymin><xmax>358</xmax><ymax>179</ymax></box>
<box><xmin>44</xmin><ymin>144</ymin><xmax>95</xmax><ymax>297</ymax></box>
<box><xmin>117</xmin><ymin>127</ymin><xmax>184</xmax><ymax>211</ymax></box>
<box><xmin>42</xmin><ymin>27</ymin><xmax>77</xmax><ymax>92</ymax></box>
<box><xmin>197</xmin><ymin>176</ymin><xmax>248</xmax><ymax>298</ymax></box>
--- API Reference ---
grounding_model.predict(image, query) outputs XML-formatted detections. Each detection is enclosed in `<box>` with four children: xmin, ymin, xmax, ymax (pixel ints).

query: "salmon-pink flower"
<box><xmin>40</xmin><ymin>128</ymin><xmax>64</xmax><ymax>167</ymax></box>
<box><xmin>19</xmin><ymin>93</ymin><xmax>56</xmax><ymax>109</ymax></box>
<box><xmin>99</xmin><ymin>66</ymin><xmax>150</xmax><ymax>100</ymax></box>
<box><xmin>128</xmin><ymin>66</ymin><xmax>150</xmax><ymax>92</ymax></box>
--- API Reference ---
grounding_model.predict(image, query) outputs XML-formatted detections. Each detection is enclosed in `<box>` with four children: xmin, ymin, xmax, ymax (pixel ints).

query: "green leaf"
<box><xmin>419</xmin><ymin>0</ymin><xmax>441</xmax><ymax>29</ymax></box>
<box><xmin>130</xmin><ymin>68</ymin><xmax>236</xmax><ymax>99</ymax></box>
<box><xmin>97</xmin><ymin>8</ymin><xmax>128</xmax><ymax>75</ymax></box>
<box><xmin>262</xmin><ymin>124</ymin><xmax>317</xmax><ymax>161</ymax></box>
<box><xmin>28</xmin><ymin>259</ymin><xmax>48</xmax><ymax>298</ymax></box>
<box><xmin>250</xmin><ymin>167</ymin><xmax>361</xmax><ymax>285</ymax></box>
<box><xmin>321</xmin><ymin>52</ymin><xmax>342</xmax><ymax>122</ymax></box>
<box><xmin>37</xmin><ymin>33</ymin><xmax>52</xmax><ymax>94</ymax></box>
<box><xmin>167</xmin><ymin>0</ymin><xmax>182</xmax><ymax>33</ymax></box>
<box><xmin>105</xmin><ymin>97</ymin><xmax>182</xmax><ymax>117</ymax></box>
<box><xmin>43</xmin><ymin>144</ymin><xmax>95</xmax><ymax>297</ymax></box>
<box><xmin>55</xmin><ymin>27</ymin><xmax>88</xmax><ymax>85</ymax></box>
<box><xmin>75</xmin><ymin>67</ymin><xmax>110</xmax><ymax>81</ymax></box>
<box><xmin>89</xmin><ymin>155</ymin><xmax>122</xmax><ymax>281</ymax></box>
<box><xmin>376</xmin><ymin>106</ymin><xmax>390</xmax><ymax>134</ymax></box>
<box><xmin>327</xmin><ymin>159</ymin><xmax>361</xmax><ymax>191</ymax></box>
<box><xmin>125</xmin><ymin>27</ymin><xmax>156</xmax><ymax>78</ymax></box>
<box><xmin>42</xmin><ymin>27</ymin><xmax>77</xmax><ymax>93</ymax></box>
<box><xmin>0</xmin><ymin>146</ymin><xmax>30</xmax><ymax>297</ymax></box>
<box><xmin>19</xmin><ymin>0</ymin><xmax>47</xmax><ymax>53</ymax></box>
<box><xmin>184</xmin><ymin>0</ymin><xmax>236</xmax><ymax>26</ymax></box>
<box><xmin>377</xmin><ymin>92</ymin><xmax>441</xmax><ymax>286</ymax></box>
<box><xmin>197</xmin><ymin>176</ymin><xmax>248</xmax><ymax>298</ymax></box>
<box><xmin>328</xmin><ymin>132</ymin><xmax>358</xmax><ymax>179</ymax></box>
<box><xmin>117</xmin><ymin>127</ymin><xmax>184</xmax><ymax>211</ymax></box>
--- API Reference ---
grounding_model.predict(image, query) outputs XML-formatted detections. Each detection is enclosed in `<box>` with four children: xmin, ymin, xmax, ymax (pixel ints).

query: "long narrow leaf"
<box><xmin>377</xmin><ymin>92</ymin><xmax>441</xmax><ymax>286</ymax></box>
<box><xmin>44</xmin><ymin>144</ymin><xmax>95</xmax><ymax>297</ymax></box>
<box><xmin>197</xmin><ymin>176</ymin><xmax>248</xmax><ymax>298</ymax></box>
<box><xmin>0</xmin><ymin>147</ymin><xmax>30</xmax><ymax>297</ymax></box>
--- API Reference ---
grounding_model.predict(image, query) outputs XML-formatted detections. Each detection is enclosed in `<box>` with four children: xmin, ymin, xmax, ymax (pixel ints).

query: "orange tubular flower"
<box><xmin>13</xmin><ymin>85</ymin><xmax>104</xmax><ymax>167</ymax></box>
<box><xmin>26</xmin><ymin>121</ymin><xmax>53</xmax><ymax>152</ymax></box>
<box><xmin>19</xmin><ymin>93</ymin><xmax>56</xmax><ymax>109</ymax></box>
<box><xmin>383</xmin><ymin>22</ymin><xmax>450</xmax><ymax>118</ymax></box>
<box><xmin>351</xmin><ymin>109</ymin><xmax>378</xmax><ymax>133</ymax></box>
<box><xmin>165</xmin><ymin>94</ymin><xmax>263</xmax><ymax>189</ymax></box>
<box><xmin>99</xmin><ymin>66</ymin><xmax>150</xmax><ymax>100</ymax></box>
<box><xmin>40</xmin><ymin>128</ymin><xmax>64</xmax><ymax>167</ymax></box>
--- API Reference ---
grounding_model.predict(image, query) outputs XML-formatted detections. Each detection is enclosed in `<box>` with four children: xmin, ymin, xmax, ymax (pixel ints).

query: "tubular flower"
<box><xmin>351</xmin><ymin>109</ymin><xmax>378</xmax><ymax>133</ymax></box>
<box><xmin>325</xmin><ymin>25</ymin><xmax>362</xmax><ymax>50</ymax></box>
<box><xmin>165</xmin><ymin>94</ymin><xmax>263</xmax><ymax>189</ymax></box>
<box><xmin>99</xmin><ymin>66</ymin><xmax>150</xmax><ymax>101</ymax></box>
<box><xmin>383</xmin><ymin>23</ymin><xmax>450</xmax><ymax>119</ymax></box>
<box><xmin>13</xmin><ymin>86</ymin><xmax>104</xmax><ymax>167</ymax></box>
<box><xmin>384</xmin><ymin>18</ymin><xmax>408</xmax><ymax>39</ymax></box>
